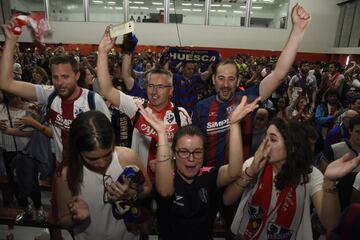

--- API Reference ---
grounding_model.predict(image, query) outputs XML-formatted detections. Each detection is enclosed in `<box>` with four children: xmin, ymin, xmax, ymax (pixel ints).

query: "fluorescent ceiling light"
<box><xmin>263</xmin><ymin>0</ymin><xmax>274</xmax><ymax>3</ymax></box>
<box><xmin>211</xmin><ymin>4</ymin><xmax>220</xmax><ymax>7</ymax></box>
<box><xmin>252</xmin><ymin>6</ymin><xmax>263</xmax><ymax>9</ymax></box>
<box><xmin>92</xmin><ymin>0</ymin><xmax>103</xmax><ymax>4</ymax></box>
<box><xmin>130</xmin><ymin>6</ymin><xmax>139</xmax><ymax>9</ymax></box>
<box><xmin>182</xmin><ymin>8</ymin><xmax>191</xmax><ymax>11</ymax></box>
<box><xmin>217</xmin><ymin>9</ymin><xmax>227</xmax><ymax>13</ymax></box>
<box><xmin>170</xmin><ymin>8</ymin><xmax>174</xmax><ymax>11</ymax></box>
<box><xmin>104</xmin><ymin>6</ymin><xmax>113</xmax><ymax>9</ymax></box>
<box><xmin>182</xmin><ymin>3</ymin><xmax>192</xmax><ymax>6</ymax></box>
<box><xmin>152</xmin><ymin>2</ymin><xmax>162</xmax><ymax>5</ymax></box>
<box><xmin>156</xmin><ymin>7</ymin><xmax>164</xmax><ymax>10</ymax></box>
<box><xmin>240</xmin><ymin>5</ymin><xmax>246</xmax><ymax>9</ymax></box>
<box><xmin>67</xmin><ymin>5</ymin><xmax>78</xmax><ymax>10</ymax></box>
<box><xmin>194</xmin><ymin>3</ymin><xmax>204</xmax><ymax>7</ymax></box>
<box><xmin>222</xmin><ymin>4</ymin><xmax>232</xmax><ymax>7</ymax></box>
<box><xmin>133</xmin><ymin>1</ymin><xmax>144</xmax><ymax>4</ymax></box>
<box><xmin>210</xmin><ymin>9</ymin><xmax>216</xmax><ymax>12</ymax></box>
<box><xmin>140</xmin><ymin>7</ymin><xmax>149</xmax><ymax>9</ymax></box>
<box><xmin>192</xmin><ymin>9</ymin><xmax>202</xmax><ymax>12</ymax></box>
<box><xmin>115</xmin><ymin>6</ymin><xmax>123</xmax><ymax>9</ymax></box>
<box><xmin>233</xmin><ymin>10</ymin><xmax>243</xmax><ymax>14</ymax></box>
<box><xmin>107</xmin><ymin>1</ymin><xmax>116</xmax><ymax>5</ymax></box>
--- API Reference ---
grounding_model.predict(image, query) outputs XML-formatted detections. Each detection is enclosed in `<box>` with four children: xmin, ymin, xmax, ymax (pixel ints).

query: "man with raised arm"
<box><xmin>0</xmin><ymin>18</ymin><xmax>110</xmax><ymax>164</ymax></box>
<box><xmin>97</xmin><ymin>28</ymin><xmax>191</xmax><ymax>183</ymax></box>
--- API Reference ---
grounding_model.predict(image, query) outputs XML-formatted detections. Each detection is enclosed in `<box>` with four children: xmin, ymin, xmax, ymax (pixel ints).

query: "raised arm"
<box><xmin>260</xmin><ymin>4</ymin><xmax>310</xmax><ymax>99</ymax></box>
<box><xmin>138</xmin><ymin>104</ymin><xmax>174</xmax><ymax>198</ymax></box>
<box><xmin>313</xmin><ymin>153</ymin><xmax>360</xmax><ymax>232</ymax></box>
<box><xmin>217</xmin><ymin>96</ymin><xmax>261</xmax><ymax>188</ymax></box>
<box><xmin>0</xmin><ymin>18</ymin><xmax>37</xmax><ymax>101</ymax></box>
<box><xmin>97</xmin><ymin>26</ymin><xmax>121</xmax><ymax>107</ymax></box>
<box><xmin>200</xmin><ymin>63</ymin><xmax>213</xmax><ymax>81</ymax></box>
<box><xmin>121</xmin><ymin>53</ymin><xmax>136</xmax><ymax>91</ymax></box>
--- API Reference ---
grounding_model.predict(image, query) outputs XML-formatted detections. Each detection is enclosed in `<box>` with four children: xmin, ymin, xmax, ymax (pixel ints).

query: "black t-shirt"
<box><xmin>156</xmin><ymin>167</ymin><xmax>222</xmax><ymax>240</ymax></box>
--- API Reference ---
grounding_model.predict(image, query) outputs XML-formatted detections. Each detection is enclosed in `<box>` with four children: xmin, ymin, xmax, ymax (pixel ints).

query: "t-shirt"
<box><xmin>353</xmin><ymin>172</ymin><xmax>360</xmax><ymax>191</ymax></box>
<box><xmin>156</xmin><ymin>167</ymin><xmax>221</xmax><ymax>240</ymax></box>
<box><xmin>192</xmin><ymin>85</ymin><xmax>259</xmax><ymax>167</ymax></box>
<box><xmin>289</xmin><ymin>74</ymin><xmax>317</xmax><ymax>103</ymax></box>
<box><xmin>35</xmin><ymin>85</ymin><xmax>111</xmax><ymax>162</ymax></box>
<box><xmin>118</xmin><ymin>91</ymin><xmax>191</xmax><ymax>182</ymax></box>
<box><xmin>231</xmin><ymin>157</ymin><xmax>323</xmax><ymax>240</ymax></box>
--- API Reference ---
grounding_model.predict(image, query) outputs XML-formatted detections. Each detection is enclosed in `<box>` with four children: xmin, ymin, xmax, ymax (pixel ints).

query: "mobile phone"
<box><xmin>109</xmin><ymin>21</ymin><xmax>135</xmax><ymax>38</ymax></box>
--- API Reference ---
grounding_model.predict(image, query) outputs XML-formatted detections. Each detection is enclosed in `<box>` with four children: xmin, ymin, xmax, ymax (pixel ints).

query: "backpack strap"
<box><xmin>87</xmin><ymin>90</ymin><xmax>96</xmax><ymax>110</ymax></box>
<box><xmin>47</xmin><ymin>90</ymin><xmax>58</xmax><ymax>107</ymax></box>
<box><xmin>173</xmin><ymin>105</ymin><xmax>181</xmax><ymax>127</ymax></box>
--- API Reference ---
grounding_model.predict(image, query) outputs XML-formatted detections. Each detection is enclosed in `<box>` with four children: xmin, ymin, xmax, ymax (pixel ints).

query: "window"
<box><xmin>169</xmin><ymin>0</ymin><xmax>206</xmax><ymax>25</ymax></box>
<box><xmin>11</xmin><ymin>0</ymin><xmax>44</xmax><ymax>13</ymax></box>
<box><xmin>49</xmin><ymin>0</ymin><xmax>84</xmax><ymax>22</ymax></box>
<box><xmin>209</xmin><ymin>0</ymin><xmax>245</xmax><ymax>26</ymax></box>
<box><xmin>128</xmin><ymin>1</ymin><xmax>162</xmax><ymax>23</ymax></box>
<box><xmin>250</xmin><ymin>0</ymin><xmax>289</xmax><ymax>29</ymax></box>
<box><xmin>89</xmin><ymin>0</ymin><xmax>124</xmax><ymax>22</ymax></box>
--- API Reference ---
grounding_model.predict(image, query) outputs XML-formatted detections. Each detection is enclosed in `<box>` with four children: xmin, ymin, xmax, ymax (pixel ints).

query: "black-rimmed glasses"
<box><xmin>147</xmin><ymin>84</ymin><xmax>172</xmax><ymax>90</ymax></box>
<box><xmin>103</xmin><ymin>174</ymin><xmax>113</xmax><ymax>203</ymax></box>
<box><xmin>175</xmin><ymin>149</ymin><xmax>204</xmax><ymax>159</ymax></box>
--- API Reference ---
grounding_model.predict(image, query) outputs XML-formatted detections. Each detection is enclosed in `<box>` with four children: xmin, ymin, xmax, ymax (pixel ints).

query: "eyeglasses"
<box><xmin>147</xmin><ymin>84</ymin><xmax>172</xmax><ymax>90</ymax></box>
<box><xmin>103</xmin><ymin>174</ymin><xmax>113</xmax><ymax>203</ymax></box>
<box><xmin>175</xmin><ymin>149</ymin><xmax>204</xmax><ymax>159</ymax></box>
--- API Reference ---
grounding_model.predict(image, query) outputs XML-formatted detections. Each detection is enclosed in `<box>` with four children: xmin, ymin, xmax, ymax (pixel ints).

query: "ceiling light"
<box><xmin>211</xmin><ymin>4</ymin><xmax>220</xmax><ymax>7</ymax></box>
<box><xmin>252</xmin><ymin>6</ymin><xmax>263</xmax><ymax>9</ymax></box>
<box><xmin>182</xmin><ymin>8</ymin><xmax>191</xmax><ymax>11</ymax></box>
<box><xmin>182</xmin><ymin>3</ymin><xmax>192</xmax><ymax>6</ymax></box>
<box><xmin>152</xmin><ymin>2</ymin><xmax>162</xmax><ymax>5</ymax></box>
<box><xmin>92</xmin><ymin>0</ymin><xmax>103</xmax><ymax>4</ymax></box>
<box><xmin>140</xmin><ymin>7</ymin><xmax>149</xmax><ymax>9</ymax></box>
<box><xmin>233</xmin><ymin>10</ymin><xmax>243</xmax><ymax>14</ymax></box>
<box><xmin>107</xmin><ymin>1</ymin><xmax>116</xmax><ymax>5</ymax></box>
<box><xmin>133</xmin><ymin>1</ymin><xmax>144</xmax><ymax>4</ymax></box>
<box><xmin>192</xmin><ymin>9</ymin><xmax>202</xmax><ymax>12</ymax></box>
<box><xmin>240</xmin><ymin>5</ymin><xmax>246</xmax><ymax>9</ymax></box>
<box><xmin>210</xmin><ymin>9</ymin><xmax>216</xmax><ymax>12</ymax></box>
<box><xmin>130</xmin><ymin>6</ymin><xmax>139</xmax><ymax>9</ymax></box>
<box><xmin>115</xmin><ymin>6</ymin><xmax>123</xmax><ymax>9</ymax></box>
<box><xmin>217</xmin><ymin>9</ymin><xmax>227</xmax><ymax>12</ymax></box>
<box><xmin>263</xmin><ymin>0</ymin><xmax>274</xmax><ymax>3</ymax></box>
<box><xmin>222</xmin><ymin>4</ymin><xmax>232</xmax><ymax>7</ymax></box>
<box><xmin>194</xmin><ymin>3</ymin><xmax>204</xmax><ymax>7</ymax></box>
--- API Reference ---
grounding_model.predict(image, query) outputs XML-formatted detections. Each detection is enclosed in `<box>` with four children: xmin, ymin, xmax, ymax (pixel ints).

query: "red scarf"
<box><xmin>241</xmin><ymin>164</ymin><xmax>306</xmax><ymax>240</ymax></box>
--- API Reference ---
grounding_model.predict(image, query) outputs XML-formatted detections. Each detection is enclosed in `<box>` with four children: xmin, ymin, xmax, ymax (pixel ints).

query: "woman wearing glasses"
<box><xmin>55</xmin><ymin>111</ymin><xmax>152</xmax><ymax>240</ymax></box>
<box><xmin>138</xmin><ymin>96</ymin><xmax>260</xmax><ymax>240</ymax></box>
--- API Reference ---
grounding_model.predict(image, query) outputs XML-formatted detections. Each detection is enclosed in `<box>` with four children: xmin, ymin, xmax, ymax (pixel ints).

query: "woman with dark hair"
<box><xmin>138</xmin><ymin>96</ymin><xmax>260</xmax><ymax>240</ymax></box>
<box><xmin>289</xmin><ymin>95</ymin><xmax>314</xmax><ymax>123</ymax></box>
<box><xmin>55</xmin><ymin>111</ymin><xmax>152</xmax><ymax>240</ymax></box>
<box><xmin>224</xmin><ymin>118</ymin><xmax>360</xmax><ymax>239</ymax></box>
<box><xmin>31</xmin><ymin>66</ymin><xmax>49</xmax><ymax>85</ymax></box>
<box><xmin>77</xmin><ymin>65</ymin><xmax>94</xmax><ymax>90</ymax></box>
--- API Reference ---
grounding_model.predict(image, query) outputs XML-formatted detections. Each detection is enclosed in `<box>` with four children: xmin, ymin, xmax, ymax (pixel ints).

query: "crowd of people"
<box><xmin>1</xmin><ymin>3</ymin><xmax>360</xmax><ymax>240</ymax></box>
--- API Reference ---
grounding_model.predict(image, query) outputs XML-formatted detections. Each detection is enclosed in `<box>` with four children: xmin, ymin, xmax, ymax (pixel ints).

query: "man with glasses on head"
<box><xmin>97</xmin><ymin>27</ymin><xmax>191</xmax><ymax>183</ymax></box>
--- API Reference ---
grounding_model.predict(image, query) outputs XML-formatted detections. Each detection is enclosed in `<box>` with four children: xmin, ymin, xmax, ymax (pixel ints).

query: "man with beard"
<box><xmin>192</xmin><ymin>4</ymin><xmax>311</xmax><ymax>239</ymax></box>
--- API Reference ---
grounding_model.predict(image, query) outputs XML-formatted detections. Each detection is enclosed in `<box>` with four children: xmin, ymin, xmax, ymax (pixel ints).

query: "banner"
<box><xmin>168</xmin><ymin>47</ymin><xmax>220</xmax><ymax>70</ymax></box>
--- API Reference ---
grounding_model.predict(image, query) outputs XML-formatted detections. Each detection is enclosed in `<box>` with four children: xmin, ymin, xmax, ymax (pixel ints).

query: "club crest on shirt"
<box><xmin>165</xmin><ymin>110</ymin><xmax>176</xmax><ymax>124</ymax></box>
<box><xmin>198</xmin><ymin>188</ymin><xmax>208</xmax><ymax>204</ymax></box>
<box><xmin>267</xmin><ymin>222</ymin><xmax>293</xmax><ymax>240</ymax></box>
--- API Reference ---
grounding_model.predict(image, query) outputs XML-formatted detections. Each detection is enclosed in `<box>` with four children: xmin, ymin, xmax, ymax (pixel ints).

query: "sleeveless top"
<box><xmin>74</xmin><ymin>151</ymin><xmax>139</xmax><ymax>240</ymax></box>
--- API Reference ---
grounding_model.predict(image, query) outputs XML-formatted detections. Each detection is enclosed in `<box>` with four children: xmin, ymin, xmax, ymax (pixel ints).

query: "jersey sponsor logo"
<box><xmin>206</xmin><ymin>119</ymin><xmax>230</xmax><ymax>134</ymax></box>
<box><xmin>53</xmin><ymin>113</ymin><xmax>72</xmax><ymax>130</ymax></box>
<box><xmin>198</xmin><ymin>188</ymin><xmax>208</xmax><ymax>204</ymax></box>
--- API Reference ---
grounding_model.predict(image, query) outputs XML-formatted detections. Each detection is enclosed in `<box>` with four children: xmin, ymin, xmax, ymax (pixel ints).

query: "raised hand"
<box><xmin>229</xmin><ymin>96</ymin><xmax>261</xmax><ymax>124</ymax></box>
<box><xmin>291</xmin><ymin>3</ymin><xmax>311</xmax><ymax>31</ymax></box>
<box><xmin>98</xmin><ymin>26</ymin><xmax>116</xmax><ymax>55</ymax></box>
<box><xmin>2</xmin><ymin>17</ymin><xmax>21</xmax><ymax>42</ymax></box>
<box><xmin>324</xmin><ymin>153</ymin><xmax>360</xmax><ymax>181</ymax></box>
<box><xmin>137</xmin><ymin>103</ymin><xmax>167</xmax><ymax>134</ymax></box>
<box><xmin>249</xmin><ymin>138</ymin><xmax>270</xmax><ymax>176</ymax></box>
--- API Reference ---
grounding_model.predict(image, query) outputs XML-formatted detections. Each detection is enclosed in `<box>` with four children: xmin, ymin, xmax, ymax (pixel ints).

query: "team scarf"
<box><xmin>232</xmin><ymin>164</ymin><xmax>306</xmax><ymax>240</ymax></box>
<box><xmin>330</xmin><ymin>72</ymin><xmax>341</xmax><ymax>86</ymax></box>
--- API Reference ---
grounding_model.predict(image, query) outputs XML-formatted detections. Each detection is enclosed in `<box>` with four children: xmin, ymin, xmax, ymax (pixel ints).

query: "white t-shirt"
<box><xmin>118</xmin><ymin>92</ymin><xmax>191</xmax><ymax>181</ymax></box>
<box><xmin>231</xmin><ymin>157</ymin><xmax>323</xmax><ymax>240</ymax></box>
<box><xmin>289</xmin><ymin>74</ymin><xmax>317</xmax><ymax>104</ymax></box>
<box><xmin>35</xmin><ymin>85</ymin><xmax>110</xmax><ymax>162</ymax></box>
